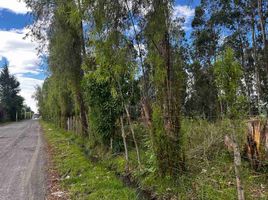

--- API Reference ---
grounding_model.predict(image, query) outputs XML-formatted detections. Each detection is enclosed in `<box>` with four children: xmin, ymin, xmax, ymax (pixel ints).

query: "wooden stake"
<box><xmin>224</xmin><ymin>135</ymin><xmax>245</xmax><ymax>200</ymax></box>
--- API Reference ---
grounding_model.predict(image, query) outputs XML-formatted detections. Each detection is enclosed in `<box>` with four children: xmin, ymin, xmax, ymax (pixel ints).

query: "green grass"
<box><xmin>42</xmin><ymin>119</ymin><xmax>268</xmax><ymax>200</ymax></box>
<box><xmin>42</xmin><ymin>121</ymin><xmax>138</xmax><ymax>200</ymax></box>
<box><xmin>103</xmin><ymin>119</ymin><xmax>268</xmax><ymax>200</ymax></box>
<box><xmin>130</xmin><ymin>156</ymin><xmax>267</xmax><ymax>200</ymax></box>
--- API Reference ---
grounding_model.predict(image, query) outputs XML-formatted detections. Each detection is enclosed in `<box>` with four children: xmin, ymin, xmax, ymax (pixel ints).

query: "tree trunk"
<box><xmin>120</xmin><ymin>116</ymin><xmax>129</xmax><ymax>170</ymax></box>
<box><xmin>77</xmin><ymin>0</ymin><xmax>86</xmax><ymax>57</ymax></box>
<box><xmin>124</xmin><ymin>105</ymin><xmax>141</xmax><ymax>168</ymax></box>
<box><xmin>75</xmin><ymin>90</ymin><xmax>88</xmax><ymax>136</ymax></box>
<box><xmin>162</xmin><ymin>31</ymin><xmax>183</xmax><ymax>175</ymax></box>
<box><xmin>124</xmin><ymin>0</ymin><xmax>152</xmax><ymax>127</ymax></box>
<box><xmin>257</xmin><ymin>0</ymin><xmax>268</xmax><ymax>72</ymax></box>
<box><xmin>141</xmin><ymin>97</ymin><xmax>152</xmax><ymax>127</ymax></box>
<box><xmin>246</xmin><ymin>119</ymin><xmax>268</xmax><ymax>167</ymax></box>
<box><xmin>60</xmin><ymin>113</ymin><xmax>67</xmax><ymax>130</ymax></box>
<box><xmin>251</xmin><ymin>13</ymin><xmax>260</xmax><ymax>112</ymax></box>
<box><xmin>246</xmin><ymin>119</ymin><xmax>261</xmax><ymax>169</ymax></box>
<box><xmin>115</xmin><ymin>74</ymin><xmax>141</xmax><ymax>169</ymax></box>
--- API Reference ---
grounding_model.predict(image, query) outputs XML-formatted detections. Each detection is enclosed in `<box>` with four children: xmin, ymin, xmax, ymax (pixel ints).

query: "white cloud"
<box><xmin>173</xmin><ymin>5</ymin><xmax>195</xmax><ymax>20</ymax></box>
<box><xmin>173</xmin><ymin>5</ymin><xmax>195</xmax><ymax>30</ymax></box>
<box><xmin>0</xmin><ymin>0</ymin><xmax>30</xmax><ymax>14</ymax></box>
<box><xmin>16</xmin><ymin>75</ymin><xmax>44</xmax><ymax>113</ymax></box>
<box><xmin>0</xmin><ymin>28</ymin><xmax>40</xmax><ymax>75</ymax></box>
<box><xmin>0</xmin><ymin>28</ymin><xmax>43</xmax><ymax>112</ymax></box>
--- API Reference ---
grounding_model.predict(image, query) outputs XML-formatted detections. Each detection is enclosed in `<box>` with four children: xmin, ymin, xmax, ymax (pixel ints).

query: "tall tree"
<box><xmin>185</xmin><ymin>4</ymin><xmax>220</xmax><ymax>120</ymax></box>
<box><xmin>48</xmin><ymin>0</ymin><xmax>88</xmax><ymax>135</ymax></box>
<box><xmin>0</xmin><ymin>65</ymin><xmax>24</xmax><ymax>121</ymax></box>
<box><xmin>144</xmin><ymin>0</ymin><xmax>185</xmax><ymax>176</ymax></box>
<box><xmin>214</xmin><ymin>48</ymin><xmax>248</xmax><ymax>118</ymax></box>
<box><xmin>24</xmin><ymin>0</ymin><xmax>89</xmax><ymax>135</ymax></box>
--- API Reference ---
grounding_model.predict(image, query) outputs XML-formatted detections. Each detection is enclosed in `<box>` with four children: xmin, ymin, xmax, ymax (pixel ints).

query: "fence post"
<box><xmin>67</xmin><ymin>117</ymin><xmax>70</xmax><ymax>131</ymax></box>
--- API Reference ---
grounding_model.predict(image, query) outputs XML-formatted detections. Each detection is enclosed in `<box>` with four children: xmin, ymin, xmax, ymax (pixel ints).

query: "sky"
<box><xmin>0</xmin><ymin>0</ymin><xmax>199</xmax><ymax>113</ymax></box>
<box><xmin>0</xmin><ymin>0</ymin><xmax>44</xmax><ymax>113</ymax></box>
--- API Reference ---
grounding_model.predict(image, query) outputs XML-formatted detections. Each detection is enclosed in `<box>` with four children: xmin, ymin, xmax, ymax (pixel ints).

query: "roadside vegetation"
<box><xmin>43</xmin><ymin>119</ymin><xmax>268</xmax><ymax>199</ymax></box>
<box><xmin>24</xmin><ymin>0</ymin><xmax>268</xmax><ymax>199</ymax></box>
<box><xmin>43</xmin><ymin>121</ymin><xmax>139</xmax><ymax>200</ymax></box>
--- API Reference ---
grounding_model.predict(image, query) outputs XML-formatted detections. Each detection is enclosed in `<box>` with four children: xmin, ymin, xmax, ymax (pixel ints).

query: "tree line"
<box><xmin>0</xmin><ymin>64</ymin><xmax>32</xmax><ymax>122</ymax></box>
<box><xmin>29</xmin><ymin>0</ymin><xmax>267</xmax><ymax>177</ymax></box>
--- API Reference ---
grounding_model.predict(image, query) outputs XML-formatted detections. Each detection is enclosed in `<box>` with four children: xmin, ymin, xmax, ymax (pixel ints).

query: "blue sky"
<box><xmin>0</xmin><ymin>10</ymin><xmax>32</xmax><ymax>30</ymax></box>
<box><xmin>0</xmin><ymin>0</ymin><xmax>44</xmax><ymax>112</ymax></box>
<box><xmin>0</xmin><ymin>0</ymin><xmax>199</xmax><ymax>112</ymax></box>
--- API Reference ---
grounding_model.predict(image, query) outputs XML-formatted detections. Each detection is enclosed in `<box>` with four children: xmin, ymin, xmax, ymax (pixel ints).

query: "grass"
<box><xmin>42</xmin><ymin>119</ymin><xmax>268</xmax><ymax>200</ymax></box>
<box><xmin>103</xmin><ymin>119</ymin><xmax>268</xmax><ymax>199</ymax></box>
<box><xmin>42</xmin><ymin>121</ymin><xmax>138</xmax><ymax>200</ymax></box>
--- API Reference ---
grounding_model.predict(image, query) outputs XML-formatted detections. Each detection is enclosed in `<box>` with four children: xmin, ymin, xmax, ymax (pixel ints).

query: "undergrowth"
<box><xmin>42</xmin><ymin>119</ymin><xmax>268</xmax><ymax>200</ymax></box>
<box><xmin>104</xmin><ymin>118</ymin><xmax>268</xmax><ymax>199</ymax></box>
<box><xmin>42</xmin><ymin>121</ymin><xmax>138</xmax><ymax>200</ymax></box>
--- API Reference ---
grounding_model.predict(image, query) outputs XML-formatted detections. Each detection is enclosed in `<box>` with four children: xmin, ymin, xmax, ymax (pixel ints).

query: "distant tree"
<box><xmin>32</xmin><ymin>85</ymin><xmax>43</xmax><ymax>114</ymax></box>
<box><xmin>0</xmin><ymin>65</ymin><xmax>24</xmax><ymax>121</ymax></box>
<box><xmin>184</xmin><ymin>61</ymin><xmax>218</xmax><ymax>120</ymax></box>
<box><xmin>214</xmin><ymin>48</ymin><xmax>248</xmax><ymax>118</ymax></box>
<box><xmin>186</xmin><ymin>4</ymin><xmax>220</xmax><ymax>120</ymax></box>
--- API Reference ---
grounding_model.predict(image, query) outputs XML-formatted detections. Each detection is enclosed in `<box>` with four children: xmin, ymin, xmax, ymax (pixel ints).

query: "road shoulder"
<box><xmin>41</xmin><ymin>121</ymin><xmax>137</xmax><ymax>200</ymax></box>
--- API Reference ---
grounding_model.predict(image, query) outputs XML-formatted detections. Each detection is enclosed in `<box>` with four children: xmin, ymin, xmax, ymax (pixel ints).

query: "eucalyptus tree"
<box><xmin>214</xmin><ymin>48</ymin><xmax>248</xmax><ymax>118</ymax></box>
<box><xmin>186</xmin><ymin>4</ymin><xmax>220</xmax><ymax>120</ymax></box>
<box><xmin>81</xmin><ymin>0</ymin><xmax>142</xmax><ymax>165</ymax></box>
<box><xmin>24</xmin><ymin>0</ymin><xmax>89</xmax><ymax>135</ymax></box>
<box><xmin>191</xmin><ymin>0</ymin><xmax>268</xmax><ymax>115</ymax></box>
<box><xmin>143</xmin><ymin>0</ymin><xmax>186</xmax><ymax>176</ymax></box>
<box><xmin>48</xmin><ymin>0</ymin><xmax>88</xmax><ymax>134</ymax></box>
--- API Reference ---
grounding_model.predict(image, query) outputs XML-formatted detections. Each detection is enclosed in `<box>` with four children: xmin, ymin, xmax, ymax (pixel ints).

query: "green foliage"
<box><xmin>151</xmin><ymin>104</ymin><xmax>169</xmax><ymax>174</ymax></box>
<box><xmin>81</xmin><ymin>0</ymin><xmax>140</xmax><ymax>151</ymax></box>
<box><xmin>184</xmin><ymin>61</ymin><xmax>219</xmax><ymax>120</ymax></box>
<box><xmin>82</xmin><ymin>73</ymin><xmax>121</xmax><ymax>146</ymax></box>
<box><xmin>48</xmin><ymin>0</ymin><xmax>88</xmax><ymax>135</ymax></box>
<box><xmin>0</xmin><ymin>65</ymin><xmax>24</xmax><ymax>121</ymax></box>
<box><xmin>26</xmin><ymin>0</ymin><xmax>268</xmax><ymax>198</ymax></box>
<box><xmin>214</xmin><ymin>47</ymin><xmax>248</xmax><ymax>118</ymax></box>
<box><xmin>144</xmin><ymin>0</ymin><xmax>186</xmax><ymax>176</ymax></box>
<box><xmin>103</xmin><ymin>119</ymin><xmax>268</xmax><ymax>199</ymax></box>
<box><xmin>42</xmin><ymin>121</ymin><xmax>137</xmax><ymax>200</ymax></box>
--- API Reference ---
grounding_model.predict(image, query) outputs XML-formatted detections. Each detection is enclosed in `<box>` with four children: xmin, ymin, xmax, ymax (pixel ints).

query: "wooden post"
<box><xmin>110</xmin><ymin>138</ymin><xmax>113</xmax><ymax>151</ymax></box>
<box><xmin>72</xmin><ymin>116</ymin><xmax>74</xmax><ymax>131</ymax></box>
<box><xmin>67</xmin><ymin>118</ymin><xmax>70</xmax><ymax>131</ymax></box>
<box><xmin>224</xmin><ymin>135</ymin><xmax>245</xmax><ymax>200</ymax></box>
<box><xmin>75</xmin><ymin>116</ymin><xmax>78</xmax><ymax>135</ymax></box>
<box><xmin>70</xmin><ymin>116</ymin><xmax>72</xmax><ymax>131</ymax></box>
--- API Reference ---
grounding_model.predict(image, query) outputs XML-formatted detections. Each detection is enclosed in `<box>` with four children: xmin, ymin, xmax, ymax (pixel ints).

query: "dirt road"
<box><xmin>0</xmin><ymin>120</ymin><xmax>46</xmax><ymax>200</ymax></box>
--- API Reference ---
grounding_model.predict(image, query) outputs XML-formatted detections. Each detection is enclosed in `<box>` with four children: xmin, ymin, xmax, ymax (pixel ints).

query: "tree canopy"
<box><xmin>28</xmin><ymin>0</ymin><xmax>267</xmax><ymax>179</ymax></box>
<box><xmin>0</xmin><ymin>65</ymin><xmax>28</xmax><ymax>121</ymax></box>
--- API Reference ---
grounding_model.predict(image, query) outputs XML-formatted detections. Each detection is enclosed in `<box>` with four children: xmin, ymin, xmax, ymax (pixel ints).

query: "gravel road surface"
<box><xmin>0</xmin><ymin>120</ymin><xmax>46</xmax><ymax>200</ymax></box>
